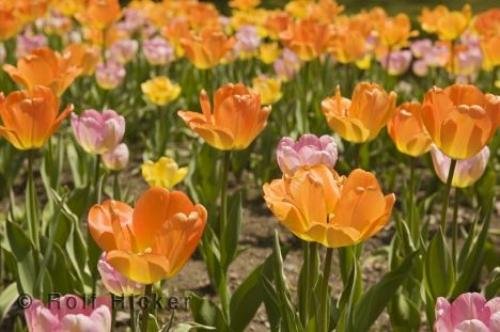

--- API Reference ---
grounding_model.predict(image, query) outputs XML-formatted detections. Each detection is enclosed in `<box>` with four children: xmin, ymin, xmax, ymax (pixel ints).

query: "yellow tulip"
<box><xmin>141</xmin><ymin>157</ymin><xmax>188</xmax><ymax>189</ymax></box>
<box><xmin>259</xmin><ymin>42</ymin><xmax>280</xmax><ymax>64</ymax></box>
<box><xmin>141</xmin><ymin>76</ymin><xmax>181</xmax><ymax>106</ymax></box>
<box><xmin>252</xmin><ymin>76</ymin><xmax>282</xmax><ymax>105</ymax></box>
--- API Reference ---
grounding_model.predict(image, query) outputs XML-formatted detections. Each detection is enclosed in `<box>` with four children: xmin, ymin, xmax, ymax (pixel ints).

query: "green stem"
<box><xmin>301</xmin><ymin>243</ymin><xmax>310</xmax><ymax>326</ymax></box>
<box><xmin>218</xmin><ymin>150</ymin><xmax>231</xmax><ymax>319</ymax></box>
<box><xmin>27</xmin><ymin>151</ymin><xmax>40</xmax><ymax>250</ymax></box>
<box><xmin>408</xmin><ymin>157</ymin><xmax>417</xmax><ymax>243</ymax></box>
<box><xmin>140</xmin><ymin>285</ymin><xmax>153</xmax><ymax>332</ymax></box>
<box><xmin>319</xmin><ymin>248</ymin><xmax>333</xmax><ymax>332</ymax></box>
<box><xmin>129</xmin><ymin>296</ymin><xmax>136</xmax><ymax>332</ymax></box>
<box><xmin>439</xmin><ymin>159</ymin><xmax>457</xmax><ymax>231</ymax></box>
<box><xmin>219</xmin><ymin>151</ymin><xmax>230</xmax><ymax>239</ymax></box>
<box><xmin>94</xmin><ymin>155</ymin><xmax>102</xmax><ymax>204</ymax></box>
<box><xmin>451</xmin><ymin>189</ymin><xmax>459</xmax><ymax>270</ymax></box>
<box><xmin>113</xmin><ymin>172</ymin><xmax>121</xmax><ymax>200</ymax></box>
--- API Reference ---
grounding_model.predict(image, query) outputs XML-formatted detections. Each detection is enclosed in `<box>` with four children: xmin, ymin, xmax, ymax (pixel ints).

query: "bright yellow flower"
<box><xmin>141</xmin><ymin>157</ymin><xmax>188</xmax><ymax>189</ymax></box>
<box><xmin>259</xmin><ymin>42</ymin><xmax>280</xmax><ymax>64</ymax></box>
<box><xmin>420</xmin><ymin>5</ymin><xmax>471</xmax><ymax>41</ymax></box>
<box><xmin>252</xmin><ymin>76</ymin><xmax>282</xmax><ymax>105</ymax></box>
<box><xmin>141</xmin><ymin>76</ymin><xmax>181</xmax><ymax>106</ymax></box>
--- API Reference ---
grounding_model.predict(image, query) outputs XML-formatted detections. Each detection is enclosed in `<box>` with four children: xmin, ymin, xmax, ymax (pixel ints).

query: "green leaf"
<box><xmin>172</xmin><ymin>322</ymin><xmax>216</xmax><ymax>332</ymax></box>
<box><xmin>189</xmin><ymin>293</ymin><xmax>228</xmax><ymax>331</ymax></box>
<box><xmin>453</xmin><ymin>211</ymin><xmax>491</xmax><ymax>297</ymax></box>
<box><xmin>270</xmin><ymin>231</ymin><xmax>301</xmax><ymax>332</ymax></box>
<box><xmin>221</xmin><ymin>192</ymin><xmax>242</xmax><ymax>271</ymax></box>
<box><xmin>485</xmin><ymin>269</ymin><xmax>500</xmax><ymax>298</ymax></box>
<box><xmin>229</xmin><ymin>248</ymin><xmax>275</xmax><ymax>332</ymax></box>
<box><xmin>5</xmin><ymin>221</ymin><xmax>36</xmax><ymax>295</ymax></box>
<box><xmin>424</xmin><ymin>230</ymin><xmax>454</xmax><ymax>299</ymax></box>
<box><xmin>351</xmin><ymin>251</ymin><xmax>419</xmax><ymax>332</ymax></box>
<box><xmin>0</xmin><ymin>283</ymin><xmax>18</xmax><ymax>320</ymax></box>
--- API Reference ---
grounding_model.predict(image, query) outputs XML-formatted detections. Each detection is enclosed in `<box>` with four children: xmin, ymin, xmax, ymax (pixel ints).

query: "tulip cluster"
<box><xmin>0</xmin><ymin>1</ymin><xmax>498</xmax><ymax>332</ymax></box>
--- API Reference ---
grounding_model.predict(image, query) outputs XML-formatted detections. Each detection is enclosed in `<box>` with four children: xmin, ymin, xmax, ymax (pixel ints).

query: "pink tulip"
<box><xmin>411</xmin><ymin>39</ymin><xmax>433</xmax><ymax>58</ymax></box>
<box><xmin>413</xmin><ymin>59</ymin><xmax>429</xmax><ymax>77</ymax></box>
<box><xmin>277</xmin><ymin>134</ymin><xmax>338</xmax><ymax>176</ymax></box>
<box><xmin>95</xmin><ymin>60</ymin><xmax>126</xmax><ymax>90</ymax></box>
<box><xmin>101</xmin><ymin>143</ymin><xmax>129</xmax><ymax>171</ymax></box>
<box><xmin>235</xmin><ymin>25</ymin><xmax>261</xmax><ymax>55</ymax></box>
<box><xmin>435</xmin><ymin>293</ymin><xmax>500</xmax><ymax>332</ymax></box>
<box><xmin>431</xmin><ymin>145</ymin><xmax>490</xmax><ymax>188</ymax></box>
<box><xmin>274</xmin><ymin>48</ymin><xmax>301</xmax><ymax>81</ymax></box>
<box><xmin>16</xmin><ymin>32</ymin><xmax>47</xmax><ymax>58</ymax></box>
<box><xmin>143</xmin><ymin>36</ymin><xmax>174</xmax><ymax>66</ymax></box>
<box><xmin>71</xmin><ymin>109</ymin><xmax>125</xmax><ymax>155</ymax></box>
<box><xmin>97</xmin><ymin>254</ymin><xmax>144</xmax><ymax>296</ymax></box>
<box><xmin>25</xmin><ymin>295</ymin><xmax>111</xmax><ymax>332</ymax></box>
<box><xmin>107</xmin><ymin>39</ymin><xmax>138</xmax><ymax>64</ymax></box>
<box><xmin>381</xmin><ymin>50</ymin><xmax>412</xmax><ymax>76</ymax></box>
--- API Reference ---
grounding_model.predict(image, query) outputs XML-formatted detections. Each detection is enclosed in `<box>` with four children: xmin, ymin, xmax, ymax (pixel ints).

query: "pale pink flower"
<box><xmin>102</xmin><ymin>143</ymin><xmax>129</xmax><ymax>171</ymax></box>
<box><xmin>95</xmin><ymin>60</ymin><xmax>126</xmax><ymax>90</ymax></box>
<box><xmin>381</xmin><ymin>50</ymin><xmax>412</xmax><ymax>76</ymax></box>
<box><xmin>71</xmin><ymin>109</ymin><xmax>125</xmax><ymax>155</ymax></box>
<box><xmin>16</xmin><ymin>32</ymin><xmax>47</xmax><ymax>58</ymax></box>
<box><xmin>274</xmin><ymin>48</ymin><xmax>300</xmax><ymax>81</ymax></box>
<box><xmin>411</xmin><ymin>39</ymin><xmax>433</xmax><ymax>58</ymax></box>
<box><xmin>277</xmin><ymin>134</ymin><xmax>338</xmax><ymax>176</ymax></box>
<box><xmin>25</xmin><ymin>295</ymin><xmax>111</xmax><ymax>332</ymax></box>
<box><xmin>431</xmin><ymin>145</ymin><xmax>490</xmax><ymax>188</ymax></box>
<box><xmin>435</xmin><ymin>293</ymin><xmax>500</xmax><ymax>332</ymax></box>
<box><xmin>234</xmin><ymin>25</ymin><xmax>261</xmax><ymax>55</ymax></box>
<box><xmin>107</xmin><ymin>39</ymin><xmax>138</xmax><ymax>64</ymax></box>
<box><xmin>97</xmin><ymin>254</ymin><xmax>144</xmax><ymax>296</ymax></box>
<box><xmin>143</xmin><ymin>36</ymin><xmax>174</xmax><ymax>65</ymax></box>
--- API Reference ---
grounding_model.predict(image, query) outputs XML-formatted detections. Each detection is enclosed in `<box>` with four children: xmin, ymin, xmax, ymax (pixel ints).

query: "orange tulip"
<box><xmin>321</xmin><ymin>83</ymin><xmax>397</xmax><ymax>143</ymax></box>
<box><xmin>264</xmin><ymin>10</ymin><xmax>291</xmax><ymax>40</ymax></box>
<box><xmin>421</xmin><ymin>84</ymin><xmax>498</xmax><ymax>160</ymax></box>
<box><xmin>329</xmin><ymin>28</ymin><xmax>368</xmax><ymax>66</ymax></box>
<box><xmin>387</xmin><ymin>102</ymin><xmax>432</xmax><ymax>157</ymax></box>
<box><xmin>0</xmin><ymin>86</ymin><xmax>73</xmax><ymax>150</ymax></box>
<box><xmin>0</xmin><ymin>6</ymin><xmax>21</xmax><ymax>40</ymax></box>
<box><xmin>3</xmin><ymin>47</ymin><xmax>82</xmax><ymax>96</ymax></box>
<box><xmin>279</xmin><ymin>18</ymin><xmax>331</xmax><ymax>61</ymax></box>
<box><xmin>480</xmin><ymin>35</ymin><xmax>500</xmax><ymax>71</ymax></box>
<box><xmin>263</xmin><ymin>165</ymin><xmax>395</xmax><ymax>248</ymax></box>
<box><xmin>377</xmin><ymin>13</ymin><xmax>416</xmax><ymax>49</ymax></box>
<box><xmin>63</xmin><ymin>43</ymin><xmax>100</xmax><ymax>76</ymax></box>
<box><xmin>180</xmin><ymin>28</ymin><xmax>235</xmax><ymax>70</ymax></box>
<box><xmin>178</xmin><ymin>83</ymin><xmax>271</xmax><ymax>150</ymax></box>
<box><xmin>88</xmin><ymin>187</ymin><xmax>207</xmax><ymax>284</ymax></box>
<box><xmin>420</xmin><ymin>5</ymin><xmax>449</xmax><ymax>34</ymax></box>
<box><xmin>474</xmin><ymin>8</ymin><xmax>500</xmax><ymax>38</ymax></box>
<box><xmin>78</xmin><ymin>0</ymin><xmax>121</xmax><ymax>30</ymax></box>
<box><xmin>162</xmin><ymin>18</ymin><xmax>191</xmax><ymax>57</ymax></box>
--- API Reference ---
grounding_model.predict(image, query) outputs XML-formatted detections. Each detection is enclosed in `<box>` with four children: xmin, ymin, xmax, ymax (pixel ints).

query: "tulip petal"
<box><xmin>106</xmin><ymin>250</ymin><xmax>170</xmax><ymax>284</ymax></box>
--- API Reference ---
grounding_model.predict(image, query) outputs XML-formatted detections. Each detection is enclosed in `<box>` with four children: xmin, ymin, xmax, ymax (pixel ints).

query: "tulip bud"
<box><xmin>431</xmin><ymin>145</ymin><xmax>490</xmax><ymax>188</ymax></box>
<box><xmin>277</xmin><ymin>134</ymin><xmax>338</xmax><ymax>176</ymax></box>
<box><xmin>102</xmin><ymin>143</ymin><xmax>129</xmax><ymax>171</ymax></box>
<box><xmin>143</xmin><ymin>36</ymin><xmax>174</xmax><ymax>66</ymax></box>
<box><xmin>141</xmin><ymin>76</ymin><xmax>181</xmax><ymax>106</ymax></box>
<box><xmin>71</xmin><ymin>109</ymin><xmax>125</xmax><ymax>155</ymax></box>
<box><xmin>435</xmin><ymin>293</ymin><xmax>500</xmax><ymax>332</ymax></box>
<box><xmin>25</xmin><ymin>295</ymin><xmax>111</xmax><ymax>332</ymax></box>
<box><xmin>95</xmin><ymin>60</ymin><xmax>125</xmax><ymax>90</ymax></box>
<box><xmin>141</xmin><ymin>157</ymin><xmax>188</xmax><ymax>189</ymax></box>
<box><xmin>97</xmin><ymin>254</ymin><xmax>144</xmax><ymax>296</ymax></box>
